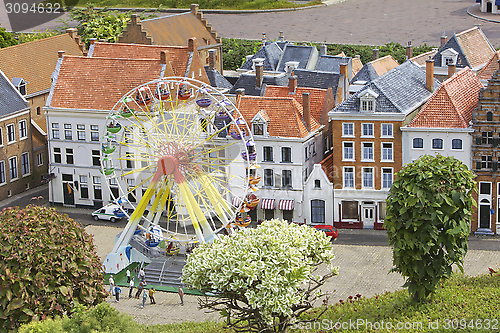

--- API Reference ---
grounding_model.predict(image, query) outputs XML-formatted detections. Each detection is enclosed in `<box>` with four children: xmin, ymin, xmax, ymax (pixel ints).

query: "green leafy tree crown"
<box><xmin>384</xmin><ymin>155</ymin><xmax>476</xmax><ymax>302</ymax></box>
<box><xmin>0</xmin><ymin>205</ymin><xmax>107</xmax><ymax>331</ymax></box>
<box><xmin>0</xmin><ymin>25</ymin><xmax>18</xmax><ymax>48</ymax></box>
<box><xmin>182</xmin><ymin>219</ymin><xmax>338</xmax><ymax>333</ymax></box>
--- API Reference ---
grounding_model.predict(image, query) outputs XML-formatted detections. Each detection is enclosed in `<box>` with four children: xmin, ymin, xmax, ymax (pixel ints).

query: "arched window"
<box><xmin>487</xmin><ymin>111</ymin><xmax>493</xmax><ymax>121</ymax></box>
<box><xmin>311</xmin><ymin>199</ymin><xmax>325</xmax><ymax>224</ymax></box>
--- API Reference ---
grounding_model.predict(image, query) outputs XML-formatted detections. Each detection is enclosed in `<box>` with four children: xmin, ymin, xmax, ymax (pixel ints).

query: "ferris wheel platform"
<box><xmin>142</xmin><ymin>258</ymin><xmax>186</xmax><ymax>288</ymax></box>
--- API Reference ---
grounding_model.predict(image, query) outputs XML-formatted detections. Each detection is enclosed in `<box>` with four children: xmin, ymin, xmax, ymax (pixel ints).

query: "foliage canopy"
<box><xmin>384</xmin><ymin>155</ymin><xmax>476</xmax><ymax>302</ymax></box>
<box><xmin>0</xmin><ymin>25</ymin><xmax>17</xmax><ymax>48</ymax></box>
<box><xmin>0</xmin><ymin>205</ymin><xmax>107</xmax><ymax>331</ymax></box>
<box><xmin>182</xmin><ymin>219</ymin><xmax>338</xmax><ymax>333</ymax></box>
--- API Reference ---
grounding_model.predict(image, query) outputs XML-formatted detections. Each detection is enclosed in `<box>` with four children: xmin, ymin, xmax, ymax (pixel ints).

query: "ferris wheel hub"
<box><xmin>158</xmin><ymin>155</ymin><xmax>178</xmax><ymax>176</ymax></box>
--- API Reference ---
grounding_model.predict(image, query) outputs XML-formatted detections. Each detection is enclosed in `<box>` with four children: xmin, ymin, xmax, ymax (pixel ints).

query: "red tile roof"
<box><xmin>455</xmin><ymin>27</ymin><xmax>495</xmax><ymax>69</ymax></box>
<box><xmin>236</xmin><ymin>96</ymin><xmax>320</xmax><ymax>138</ymax></box>
<box><xmin>263</xmin><ymin>85</ymin><xmax>327</xmax><ymax>123</ymax></box>
<box><xmin>476</xmin><ymin>50</ymin><xmax>500</xmax><ymax>81</ymax></box>
<box><xmin>91</xmin><ymin>42</ymin><xmax>190</xmax><ymax>77</ymax></box>
<box><xmin>319</xmin><ymin>153</ymin><xmax>334</xmax><ymax>183</ymax></box>
<box><xmin>50</xmin><ymin>56</ymin><xmax>162</xmax><ymax>110</ymax></box>
<box><xmin>408</xmin><ymin>67</ymin><xmax>482</xmax><ymax>129</ymax></box>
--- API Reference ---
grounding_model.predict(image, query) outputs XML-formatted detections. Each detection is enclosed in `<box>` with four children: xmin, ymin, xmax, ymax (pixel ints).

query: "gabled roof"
<box><xmin>229</xmin><ymin>72</ymin><xmax>288</xmax><ymax>95</ymax></box>
<box><xmin>408</xmin><ymin>67</ymin><xmax>482</xmax><ymax>129</ymax></box>
<box><xmin>236</xmin><ymin>96</ymin><xmax>320</xmax><ymax>138</ymax></box>
<box><xmin>239</xmin><ymin>42</ymin><xmax>283</xmax><ymax>71</ymax></box>
<box><xmin>90</xmin><ymin>42</ymin><xmax>189</xmax><ymax>77</ymax></box>
<box><xmin>204</xmin><ymin>67</ymin><xmax>233</xmax><ymax>90</ymax></box>
<box><xmin>434</xmin><ymin>27</ymin><xmax>494</xmax><ymax>70</ymax></box>
<box><xmin>409</xmin><ymin>49</ymin><xmax>438</xmax><ymax>66</ymax></box>
<box><xmin>331</xmin><ymin>60</ymin><xmax>440</xmax><ymax>116</ymax></box>
<box><xmin>314</xmin><ymin>55</ymin><xmax>352</xmax><ymax>74</ymax></box>
<box><xmin>48</xmin><ymin>56</ymin><xmax>163</xmax><ymax>111</ymax></box>
<box><xmin>476</xmin><ymin>50</ymin><xmax>500</xmax><ymax>81</ymax></box>
<box><xmin>0</xmin><ymin>33</ymin><xmax>83</xmax><ymax>95</ymax></box>
<box><xmin>264</xmin><ymin>85</ymin><xmax>327</xmax><ymax>123</ymax></box>
<box><xmin>293</xmin><ymin>69</ymin><xmax>340</xmax><ymax>90</ymax></box>
<box><xmin>319</xmin><ymin>154</ymin><xmax>334</xmax><ymax>183</ymax></box>
<box><xmin>140</xmin><ymin>12</ymin><xmax>217</xmax><ymax>46</ymax></box>
<box><xmin>0</xmin><ymin>70</ymin><xmax>28</xmax><ymax>118</ymax></box>
<box><xmin>351</xmin><ymin>55</ymin><xmax>399</xmax><ymax>84</ymax></box>
<box><xmin>276</xmin><ymin>44</ymin><xmax>318</xmax><ymax>72</ymax></box>
<box><xmin>352</xmin><ymin>56</ymin><xmax>363</xmax><ymax>76</ymax></box>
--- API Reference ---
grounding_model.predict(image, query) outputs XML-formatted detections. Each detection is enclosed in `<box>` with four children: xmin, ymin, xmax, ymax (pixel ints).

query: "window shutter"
<box><xmin>476</xmin><ymin>161</ymin><xmax>482</xmax><ymax>170</ymax></box>
<box><xmin>494</xmin><ymin>162</ymin><xmax>498</xmax><ymax>172</ymax></box>
<box><xmin>476</xmin><ymin>136</ymin><xmax>482</xmax><ymax>145</ymax></box>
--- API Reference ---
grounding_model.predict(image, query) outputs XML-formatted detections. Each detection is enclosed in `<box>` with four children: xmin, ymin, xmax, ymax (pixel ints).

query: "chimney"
<box><xmin>208</xmin><ymin>49</ymin><xmax>216</xmax><ymax>70</ymax></box>
<box><xmin>188</xmin><ymin>37</ymin><xmax>198</xmax><ymax>52</ymax></box>
<box><xmin>236</xmin><ymin>88</ymin><xmax>245</xmax><ymax>99</ymax></box>
<box><xmin>426</xmin><ymin>59</ymin><xmax>434</xmax><ymax>92</ymax></box>
<box><xmin>65</xmin><ymin>28</ymin><xmax>77</xmax><ymax>39</ymax></box>
<box><xmin>372</xmin><ymin>48</ymin><xmax>379</xmax><ymax>61</ymax></box>
<box><xmin>279</xmin><ymin>31</ymin><xmax>284</xmax><ymax>42</ymax></box>
<box><xmin>58</xmin><ymin>50</ymin><xmax>65</xmax><ymax>58</ymax></box>
<box><xmin>303</xmin><ymin>92</ymin><xmax>311</xmax><ymax>131</ymax></box>
<box><xmin>320</xmin><ymin>44</ymin><xmax>327</xmax><ymax>56</ymax></box>
<box><xmin>355</xmin><ymin>54</ymin><xmax>361</xmax><ymax>60</ymax></box>
<box><xmin>160</xmin><ymin>50</ymin><xmax>169</xmax><ymax>65</ymax></box>
<box><xmin>262</xmin><ymin>32</ymin><xmax>266</xmax><ymax>47</ymax></box>
<box><xmin>406</xmin><ymin>41</ymin><xmax>413</xmax><ymax>60</ymax></box>
<box><xmin>440</xmin><ymin>32</ymin><xmax>447</xmax><ymax>48</ymax></box>
<box><xmin>255</xmin><ymin>62</ymin><xmax>263</xmax><ymax>88</ymax></box>
<box><xmin>131</xmin><ymin>14</ymin><xmax>140</xmax><ymax>25</ymax></box>
<box><xmin>190</xmin><ymin>3</ymin><xmax>199</xmax><ymax>16</ymax></box>
<box><xmin>252</xmin><ymin>58</ymin><xmax>265</xmax><ymax>70</ymax></box>
<box><xmin>448</xmin><ymin>63</ymin><xmax>456</xmax><ymax>79</ymax></box>
<box><xmin>339</xmin><ymin>62</ymin><xmax>348</xmax><ymax>78</ymax></box>
<box><xmin>89</xmin><ymin>38</ymin><xmax>97</xmax><ymax>45</ymax></box>
<box><xmin>288</xmin><ymin>75</ymin><xmax>297</xmax><ymax>94</ymax></box>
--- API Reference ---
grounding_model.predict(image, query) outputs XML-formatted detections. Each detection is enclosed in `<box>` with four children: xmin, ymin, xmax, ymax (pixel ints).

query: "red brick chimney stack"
<box><xmin>58</xmin><ymin>50</ymin><xmax>65</xmax><ymax>58</ymax></box>
<box><xmin>66</xmin><ymin>28</ymin><xmax>77</xmax><ymax>39</ymax></box>
<box><xmin>339</xmin><ymin>63</ymin><xmax>348</xmax><ymax>79</ymax></box>
<box><xmin>303</xmin><ymin>92</ymin><xmax>311</xmax><ymax>131</ymax></box>
<box><xmin>190</xmin><ymin>3</ymin><xmax>199</xmax><ymax>16</ymax></box>
<box><xmin>131</xmin><ymin>14</ymin><xmax>140</xmax><ymax>25</ymax></box>
<box><xmin>426</xmin><ymin>58</ymin><xmax>434</xmax><ymax>92</ymax></box>
<box><xmin>406</xmin><ymin>41</ymin><xmax>413</xmax><ymax>60</ymax></box>
<box><xmin>188</xmin><ymin>37</ymin><xmax>198</xmax><ymax>53</ymax></box>
<box><xmin>208</xmin><ymin>49</ymin><xmax>216</xmax><ymax>70</ymax></box>
<box><xmin>440</xmin><ymin>32</ymin><xmax>447</xmax><ymax>48</ymax></box>
<box><xmin>448</xmin><ymin>63</ymin><xmax>456</xmax><ymax>79</ymax></box>
<box><xmin>255</xmin><ymin>62</ymin><xmax>264</xmax><ymax>88</ymax></box>
<box><xmin>289</xmin><ymin>75</ymin><xmax>297</xmax><ymax>94</ymax></box>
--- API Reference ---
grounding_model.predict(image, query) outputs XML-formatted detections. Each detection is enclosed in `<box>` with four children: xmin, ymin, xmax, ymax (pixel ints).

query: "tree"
<box><xmin>182</xmin><ymin>219</ymin><xmax>338</xmax><ymax>333</ymax></box>
<box><xmin>384</xmin><ymin>155</ymin><xmax>476</xmax><ymax>302</ymax></box>
<box><xmin>0</xmin><ymin>205</ymin><xmax>107</xmax><ymax>331</ymax></box>
<box><xmin>0</xmin><ymin>25</ymin><xmax>17</xmax><ymax>48</ymax></box>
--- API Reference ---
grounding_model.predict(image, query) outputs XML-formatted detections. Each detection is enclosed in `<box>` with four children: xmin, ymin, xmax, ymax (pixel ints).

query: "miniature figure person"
<box><xmin>149</xmin><ymin>287</ymin><xmax>156</xmax><ymax>304</ymax></box>
<box><xmin>139</xmin><ymin>268</ymin><xmax>145</xmax><ymax>280</ymax></box>
<box><xmin>108</xmin><ymin>275</ymin><xmax>115</xmax><ymax>296</ymax></box>
<box><xmin>178</xmin><ymin>286</ymin><xmax>184</xmax><ymax>306</ymax></box>
<box><xmin>114</xmin><ymin>285</ymin><xmax>121</xmax><ymax>302</ymax></box>
<box><xmin>129</xmin><ymin>279</ymin><xmax>134</xmax><ymax>298</ymax></box>
<box><xmin>135</xmin><ymin>279</ymin><xmax>144</xmax><ymax>299</ymax></box>
<box><xmin>141</xmin><ymin>290</ymin><xmax>147</xmax><ymax>308</ymax></box>
<box><xmin>126</xmin><ymin>268</ymin><xmax>131</xmax><ymax>283</ymax></box>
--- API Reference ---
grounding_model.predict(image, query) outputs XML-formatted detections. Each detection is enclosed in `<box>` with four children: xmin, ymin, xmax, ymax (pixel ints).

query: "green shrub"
<box><xmin>0</xmin><ymin>25</ymin><xmax>17</xmax><ymax>48</ymax></box>
<box><xmin>15</xmin><ymin>30</ymin><xmax>62</xmax><ymax>44</ymax></box>
<box><xmin>18</xmin><ymin>318</ymin><xmax>64</xmax><ymax>333</ymax></box>
<box><xmin>0</xmin><ymin>205</ymin><xmax>107</xmax><ymax>331</ymax></box>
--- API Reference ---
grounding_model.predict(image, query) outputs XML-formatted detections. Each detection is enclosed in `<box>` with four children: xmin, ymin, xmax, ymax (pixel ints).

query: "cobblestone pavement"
<box><xmin>104</xmin><ymin>244</ymin><xmax>500</xmax><ymax>326</ymax></box>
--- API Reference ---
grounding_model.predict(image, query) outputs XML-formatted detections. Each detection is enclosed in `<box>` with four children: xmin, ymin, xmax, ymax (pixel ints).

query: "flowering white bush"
<box><xmin>182</xmin><ymin>219</ymin><xmax>338</xmax><ymax>332</ymax></box>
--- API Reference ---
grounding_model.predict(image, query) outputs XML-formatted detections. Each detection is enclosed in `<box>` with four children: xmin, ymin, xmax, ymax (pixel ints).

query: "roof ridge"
<box><xmin>0</xmin><ymin>33</ymin><xmax>72</xmax><ymax>52</ymax></box>
<box><xmin>64</xmin><ymin>55</ymin><xmax>161</xmax><ymax>62</ymax></box>
<box><xmin>456</xmin><ymin>26</ymin><xmax>477</xmax><ymax>37</ymax></box>
<box><xmin>94</xmin><ymin>42</ymin><xmax>187</xmax><ymax>50</ymax></box>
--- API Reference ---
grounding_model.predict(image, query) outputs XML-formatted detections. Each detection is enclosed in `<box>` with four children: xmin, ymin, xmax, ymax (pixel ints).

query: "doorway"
<box><xmin>62</xmin><ymin>174</ymin><xmax>75</xmax><ymax>206</ymax></box>
<box><xmin>363</xmin><ymin>206</ymin><xmax>375</xmax><ymax>228</ymax></box>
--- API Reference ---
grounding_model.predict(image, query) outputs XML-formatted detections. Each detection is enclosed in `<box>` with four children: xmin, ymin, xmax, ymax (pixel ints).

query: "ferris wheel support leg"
<box><xmin>199</xmin><ymin>175</ymin><xmax>231</xmax><ymax>227</ymax></box>
<box><xmin>178</xmin><ymin>181</ymin><xmax>205</xmax><ymax>243</ymax></box>
<box><xmin>143</xmin><ymin>181</ymin><xmax>168</xmax><ymax>230</ymax></box>
<box><xmin>152</xmin><ymin>182</ymin><xmax>172</xmax><ymax>228</ymax></box>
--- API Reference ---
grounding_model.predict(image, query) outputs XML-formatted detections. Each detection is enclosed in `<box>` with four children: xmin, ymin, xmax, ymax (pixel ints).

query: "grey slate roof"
<box><xmin>276</xmin><ymin>44</ymin><xmax>317</xmax><ymax>72</ymax></box>
<box><xmin>293</xmin><ymin>69</ymin><xmax>340</xmax><ymax>91</ymax></box>
<box><xmin>314</xmin><ymin>55</ymin><xmax>352</xmax><ymax>74</ymax></box>
<box><xmin>351</xmin><ymin>63</ymin><xmax>380</xmax><ymax>84</ymax></box>
<box><xmin>204</xmin><ymin>66</ymin><xmax>233</xmax><ymax>90</ymax></box>
<box><xmin>331</xmin><ymin>61</ymin><xmax>440</xmax><ymax>116</ymax></box>
<box><xmin>0</xmin><ymin>70</ymin><xmax>28</xmax><ymax>118</ymax></box>
<box><xmin>229</xmin><ymin>72</ymin><xmax>288</xmax><ymax>95</ymax></box>
<box><xmin>240</xmin><ymin>42</ymin><xmax>283</xmax><ymax>71</ymax></box>
<box><xmin>433</xmin><ymin>37</ymin><xmax>470</xmax><ymax>68</ymax></box>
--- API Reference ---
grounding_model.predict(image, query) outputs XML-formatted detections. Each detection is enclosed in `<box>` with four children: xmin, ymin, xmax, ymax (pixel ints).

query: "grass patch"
<box><xmin>77</xmin><ymin>0</ymin><xmax>323</xmax><ymax>10</ymax></box>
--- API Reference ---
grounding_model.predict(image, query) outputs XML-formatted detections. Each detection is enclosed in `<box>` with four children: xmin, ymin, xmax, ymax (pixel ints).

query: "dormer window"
<box><xmin>358</xmin><ymin>89</ymin><xmax>378</xmax><ymax>113</ymax></box>
<box><xmin>440</xmin><ymin>48</ymin><xmax>458</xmax><ymax>67</ymax></box>
<box><xmin>251</xmin><ymin>110</ymin><xmax>269</xmax><ymax>136</ymax></box>
<box><xmin>12</xmin><ymin>77</ymin><xmax>27</xmax><ymax>96</ymax></box>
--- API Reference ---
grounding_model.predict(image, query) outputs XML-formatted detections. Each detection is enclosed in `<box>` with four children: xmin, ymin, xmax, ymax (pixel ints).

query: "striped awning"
<box><xmin>260</xmin><ymin>198</ymin><xmax>275</xmax><ymax>210</ymax></box>
<box><xmin>279</xmin><ymin>199</ymin><xmax>294</xmax><ymax>211</ymax></box>
<box><xmin>232</xmin><ymin>196</ymin><xmax>242</xmax><ymax>207</ymax></box>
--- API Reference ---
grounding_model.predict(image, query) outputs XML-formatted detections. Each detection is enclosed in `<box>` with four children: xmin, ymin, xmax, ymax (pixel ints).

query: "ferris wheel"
<box><xmin>101</xmin><ymin>77</ymin><xmax>259</xmax><ymax>256</ymax></box>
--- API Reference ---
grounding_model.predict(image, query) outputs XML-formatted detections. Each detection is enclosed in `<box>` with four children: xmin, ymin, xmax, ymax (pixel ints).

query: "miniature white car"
<box><xmin>91</xmin><ymin>204</ymin><xmax>126</xmax><ymax>223</ymax></box>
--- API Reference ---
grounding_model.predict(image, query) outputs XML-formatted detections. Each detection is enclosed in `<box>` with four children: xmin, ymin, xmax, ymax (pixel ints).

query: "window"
<box><xmin>413</xmin><ymin>137</ymin><xmax>423</xmax><ymax>149</ymax></box>
<box><xmin>445</xmin><ymin>57</ymin><xmax>454</xmax><ymax>66</ymax></box>
<box><xmin>80</xmin><ymin>175</ymin><xmax>89</xmax><ymax>199</ymax></box>
<box><xmin>344</xmin><ymin>167</ymin><xmax>354</xmax><ymax>188</ymax></box>
<box><xmin>51</xmin><ymin>123</ymin><xmax>59</xmax><ymax>139</ymax></box>
<box><xmin>264</xmin><ymin>169</ymin><xmax>273</xmax><ymax>186</ymax></box>
<box><xmin>451</xmin><ymin>139</ymin><xmax>462</xmax><ymax>150</ymax></box>
<box><xmin>21</xmin><ymin>153</ymin><xmax>29</xmax><ymax>176</ymax></box>
<box><xmin>314</xmin><ymin>179</ymin><xmax>321</xmax><ymax>188</ymax></box>
<box><xmin>92</xmin><ymin>150</ymin><xmax>100</xmax><ymax>166</ymax></box>
<box><xmin>263</xmin><ymin>147</ymin><xmax>273</xmax><ymax>162</ymax></box>
<box><xmin>342</xmin><ymin>123</ymin><xmax>354</xmax><ymax>137</ymax></box>
<box><xmin>362</xmin><ymin>123</ymin><xmax>374</xmax><ymax>137</ymax></box>
<box><xmin>53</xmin><ymin>147</ymin><xmax>61</xmax><ymax>164</ymax></box>
<box><xmin>480</xmin><ymin>182</ymin><xmax>492</xmax><ymax>195</ymax></box>
<box><xmin>382</xmin><ymin>168</ymin><xmax>393</xmax><ymax>189</ymax></box>
<box><xmin>379</xmin><ymin>202</ymin><xmax>387</xmax><ymax>220</ymax></box>
<box><xmin>482</xmin><ymin>156</ymin><xmax>493</xmax><ymax>169</ymax></box>
<box><xmin>77</xmin><ymin>124</ymin><xmax>85</xmax><ymax>141</ymax></box>
<box><xmin>90</xmin><ymin>125</ymin><xmax>99</xmax><ymax>142</ymax></box>
<box><xmin>381</xmin><ymin>143</ymin><xmax>393</xmax><ymax>161</ymax></box>
<box><xmin>311</xmin><ymin>200</ymin><xmax>325</xmax><ymax>224</ymax></box>
<box><xmin>282</xmin><ymin>170</ymin><xmax>292</xmax><ymax>188</ymax></box>
<box><xmin>66</xmin><ymin>148</ymin><xmax>74</xmax><ymax>165</ymax></box>
<box><xmin>362</xmin><ymin>168</ymin><xmax>373</xmax><ymax>188</ymax></box>
<box><xmin>36</xmin><ymin>107</ymin><xmax>41</xmax><ymax>115</ymax></box>
<box><xmin>342</xmin><ymin>201</ymin><xmax>359</xmax><ymax>219</ymax></box>
<box><xmin>127</xmin><ymin>179</ymin><xmax>136</xmax><ymax>203</ymax></box>
<box><xmin>362</xmin><ymin>142</ymin><xmax>374</xmax><ymax>161</ymax></box>
<box><xmin>305</xmin><ymin>146</ymin><xmax>308</xmax><ymax>160</ymax></box>
<box><xmin>9</xmin><ymin>157</ymin><xmax>17</xmax><ymax>180</ymax></box>
<box><xmin>487</xmin><ymin>111</ymin><xmax>493</xmax><ymax>121</ymax></box>
<box><xmin>64</xmin><ymin>124</ymin><xmax>72</xmax><ymax>140</ymax></box>
<box><xmin>125</xmin><ymin>152</ymin><xmax>134</xmax><ymax>169</ymax></box>
<box><xmin>19</xmin><ymin>120</ymin><xmax>27</xmax><ymax>139</ymax></box>
<box><xmin>343</xmin><ymin>142</ymin><xmax>354</xmax><ymax>160</ymax></box>
<box><xmin>0</xmin><ymin>128</ymin><xmax>2</xmax><ymax>146</ymax></box>
<box><xmin>361</xmin><ymin>100</ymin><xmax>374</xmax><ymax>112</ymax></box>
<box><xmin>482</xmin><ymin>132</ymin><xmax>493</xmax><ymax>145</ymax></box>
<box><xmin>93</xmin><ymin>176</ymin><xmax>102</xmax><ymax>200</ymax></box>
<box><xmin>281</xmin><ymin>147</ymin><xmax>291</xmax><ymax>162</ymax></box>
<box><xmin>283</xmin><ymin>210</ymin><xmax>293</xmax><ymax>223</ymax></box>
<box><xmin>381</xmin><ymin>123</ymin><xmax>393</xmax><ymax>137</ymax></box>
<box><xmin>432</xmin><ymin>138</ymin><xmax>443</xmax><ymax>150</ymax></box>
<box><xmin>0</xmin><ymin>161</ymin><xmax>5</xmax><ymax>184</ymax></box>
<box><xmin>311</xmin><ymin>142</ymin><xmax>316</xmax><ymax>155</ymax></box>
<box><xmin>109</xmin><ymin>178</ymin><xmax>119</xmax><ymax>200</ymax></box>
<box><xmin>7</xmin><ymin>124</ymin><xmax>15</xmax><ymax>143</ymax></box>
<box><xmin>36</xmin><ymin>152</ymin><xmax>43</xmax><ymax>166</ymax></box>
<box><xmin>253</xmin><ymin>123</ymin><xmax>264</xmax><ymax>136</ymax></box>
